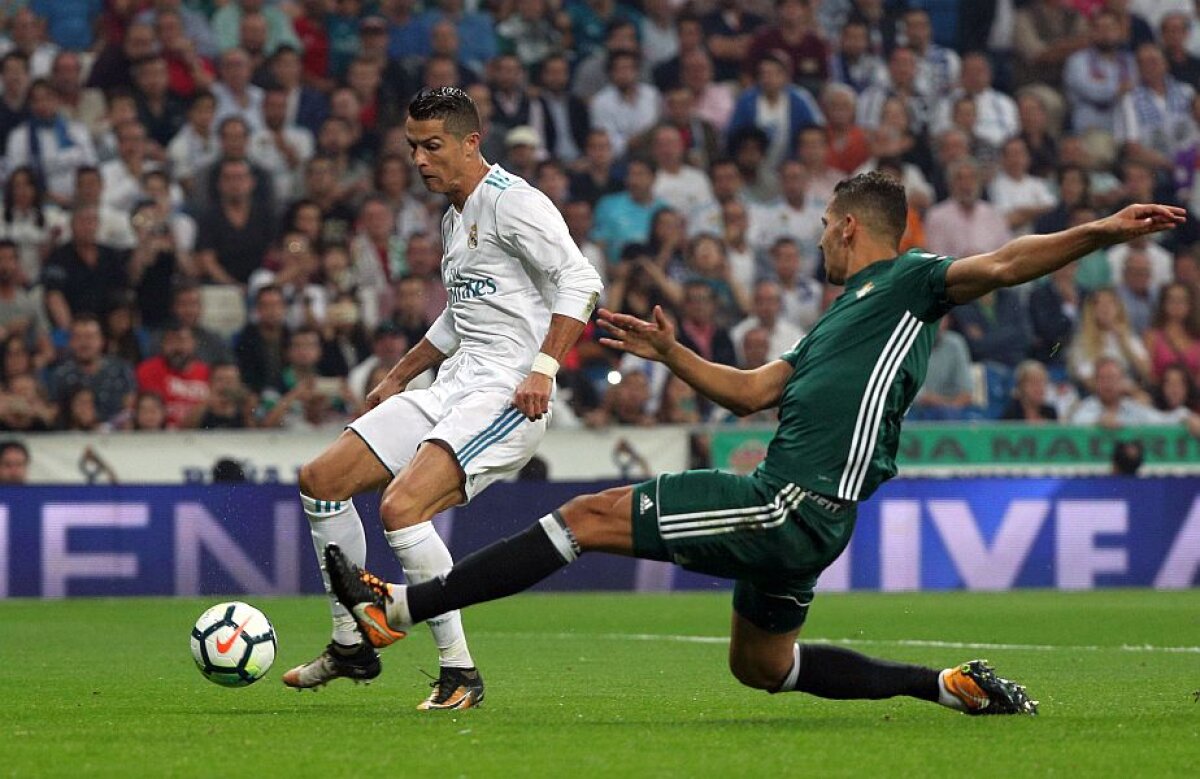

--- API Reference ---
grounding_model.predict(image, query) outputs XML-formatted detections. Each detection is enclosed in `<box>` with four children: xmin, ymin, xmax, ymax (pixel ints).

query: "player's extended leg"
<box><xmin>729</xmin><ymin>607</ymin><xmax>1037</xmax><ymax>715</ymax></box>
<box><xmin>327</xmin><ymin>485</ymin><xmax>634</xmax><ymax>640</ymax></box>
<box><xmin>375</xmin><ymin>440</ymin><xmax>484</xmax><ymax>710</ymax></box>
<box><xmin>282</xmin><ymin>430</ymin><xmax>392</xmax><ymax>689</ymax></box>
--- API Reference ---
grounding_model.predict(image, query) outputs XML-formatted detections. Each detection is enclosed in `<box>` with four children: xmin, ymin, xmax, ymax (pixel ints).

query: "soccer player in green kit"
<box><xmin>326</xmin><ymin>172</ymin><xmax>1186</xmax><ymax>715</ymax></box>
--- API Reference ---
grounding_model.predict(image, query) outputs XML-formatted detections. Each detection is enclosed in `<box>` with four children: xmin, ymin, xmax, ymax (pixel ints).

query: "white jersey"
<box><xmin>424</xmin><ymin>164</ymin><xmax>603</xmax><ymax>394</ymax></box>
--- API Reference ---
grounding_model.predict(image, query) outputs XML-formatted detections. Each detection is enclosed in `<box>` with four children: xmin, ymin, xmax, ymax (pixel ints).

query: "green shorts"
<box><xmin>631</xmin><ymin>469</ymin><xmax>856</xmax><ymax>634</ymax></box>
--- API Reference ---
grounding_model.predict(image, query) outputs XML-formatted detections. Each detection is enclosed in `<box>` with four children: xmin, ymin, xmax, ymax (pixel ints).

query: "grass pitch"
<box><xmin>2</xmin><ymin>590</ymin><xmax>1198</xmax><ymax>778</ymax></box>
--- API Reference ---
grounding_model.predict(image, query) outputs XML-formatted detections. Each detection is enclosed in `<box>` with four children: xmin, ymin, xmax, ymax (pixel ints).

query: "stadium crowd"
<box><xmin>1</xmin><ymin>0</ymin><xmax>1200</xmax><ymax>438</ymax></box>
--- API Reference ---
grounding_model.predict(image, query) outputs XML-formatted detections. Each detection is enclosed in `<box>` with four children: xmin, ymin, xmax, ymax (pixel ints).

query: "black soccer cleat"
<box><xmin>281</xmin><ymin>642</ymin><xmax>381</xmax><ymax>689</ymax></box>
<box><xmin>943</xmin><ymin>660</ymin><xmax>1039</xmax><ymax>715</ymax></box>
<box><xmin>418</xmin><ymin>666</ymin><xmax>486</xmax><ymax>711</ymax></box>
<box><xmin>324</xmin><ymin>543</ymin><xmax>407</xmax><ymax>648</ymax></box>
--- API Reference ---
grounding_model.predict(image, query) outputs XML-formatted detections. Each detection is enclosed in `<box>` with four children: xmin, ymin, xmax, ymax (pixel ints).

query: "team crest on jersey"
<box><xmin>468</xmin><ymin>223</ymin><xmax>478</xmax><ymax>249</ymax></box>
<box><xmin>856</xmin><ymin>281</ymin><xmax>875</xmax><ymax>299</ymax></box>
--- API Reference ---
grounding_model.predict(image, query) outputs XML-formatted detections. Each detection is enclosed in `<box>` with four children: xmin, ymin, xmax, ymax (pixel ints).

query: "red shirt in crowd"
<box><xmin>136</xmin><ymin>357</ymin><xmax>211</xmax><ymax>429</ymax></box>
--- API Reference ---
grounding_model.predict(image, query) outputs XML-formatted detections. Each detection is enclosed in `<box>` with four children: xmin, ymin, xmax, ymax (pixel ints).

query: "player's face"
<box><xmin>406</xmin><ymin>117</ymin><xmax>479</xmax><ymax>195</ymax></box>
<box><xmin>819</xmin><ymin>207</ymin><xmax>849</xmax><ymax>285</ymax></box>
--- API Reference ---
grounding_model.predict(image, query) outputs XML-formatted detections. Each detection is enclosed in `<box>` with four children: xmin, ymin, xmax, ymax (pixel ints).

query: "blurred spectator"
<box><xmin>796</xmin><ymin>126</ymin><xmax>843</xmax><ymax>208</ymax></box>
<box><xmin>729</xmin><ymin>53</ymin><xmax>823</xmax><ymax>174</ymax></box>
<box><xmin>191</xmin><ymin>116</ymin><xmax>276</xmax><ymax>215</ymax></box>
<box><xmin>249</xmin><ymin>87</ymin><xmax>315</xmax><ymax>206</ymax></box>
<box><xmin>154</xmin><ymin>9</ymin><xmax>217</xmax><ymax>99</ymax></box>
<box><xmin>568</xmin><ymin>129</ymin><xmax>620</xmax><ymax>205</ymax></box>
<box><xmin>563</xmin><ymin>200</ymin><xmax>607</xmax><ymax>296</ymax></box>
<box><xmin>419</xmin><ymin>0</ymin><xmax>497</xmax><ymax>75</ymax></box>
<box><xmin>239</xmin><ymin>11</ymin><xmax>272</xmax><ymax>78</ymax></box>
<box><xmin>769</xmin><ymin>237</ymin><xmax>823</xmax><ymax>331</ymax></box>
<box><xmin>501</xmin><ymin>125</ymin><xmax>542</xmax><ymax>181</ymax></box>
<box><xmin>302</xmin><ymin>155</ymin><xmax>358</xmax><ymax>247</ymax></box>
<box><xmin>857</xmin><ymin>46</ymin><xmax>930</xmax><ymax>137</ymax></box>
<box><xmin>591</xmin><ymin>50</ymin><xmax>661</xmax><ymax>159</ymax></box>
<box><xmin>1115</xmin><ymin>249</ymin><xmax>1156</xmax><ymax>335</ymax></box>
<box><xmin>1106</xmin><ymin>0</ymin><xmax>1156</xmax><ymax>52</ymax></box>
<box><xmin>568</xmin><ymin>0</ymin><xmax>639</xmax><ymax>65</ymax></box>
<box><xmin>1001</xmin><ymin>360</ymin><xmax>1059</xmax><ymax>422</ymax></box>
<box><xmin>749</xmin><ymin>160</ymin><xmax>823</xmax><ymax>263</ymax></box>
<box><xmin>593</xmin><ymin>158</ymin><xmax>666</xmax><ymax>264</ymax></box>
<box><xmin>739</xmin><ymin>325</ymin><xmax>772</xmax><ymax>370</ymax></box>
<box><xmin>0</xmin><ymin>8</ymin><xmax>56</xmax><ymax>78</ymax></box>
<box><xmin>1064</xmin><ymin>11</ymin><xmax>1136</xmax><ymax>136</ymax></box>
<box><xmin>142</xmin><ymin>169</ymin><xmax>196</xmax><ymax>268</ymax></box>
<box><xmin>649</xmin><ymin>125</ymin><xmax>715</xmax><ymax>217</ymax></box>
<box><xmin>487</xmin><ymin>54</ymin><xmax>533</xmax><ymax>137</ymax></box>
<box><xmin>701</xmin><ymin>0</ymin><xmax>766</xmax><ymax>83</ymax></box>
<box><xmin>747</xmin><ymin>0</ymin><xmax>829</xmax><ymax>95</ymax></box>
<box><xmin>874</xmin><ymin>157</ymin><xmax>928</xmax><ymax>249</ymax></box>
<box><xmin>137</xmin><ymin>0</ymin><xmax>220</xmax><ymax>61</ymax></box>
<box><xmin>730</xmin><ymin>280</ymin><xmax>805</xmax><ymax>366</ymax></box>
<box><xmin>688</xmin><ymin>158</ymin><xmax>746</xmax><ymax>237</ymax></box>
<box><xmin>0</xmin><ymin>439</ymin><xmax>29</xmax><ymax>482</ymax></box>
<box><xmin>655</xmin><ymin>86</ymin><xmax>721</xmax><ymax>172</ymax></box>
<box><xmin>652</xmin><ymin>12</ymin><xmax>702</xmax><ymax>92</ymax></box>
<box><xmin>1144</xmin><ymin>281</ymin><xmax>1200</xmax><ymax>384</ymax></box>
<box><xmin>0</xmin><ymin>166</ymin><xmax>66</xmax><ymax>285</ymax></box>
<box><xmin>0</xmin><ymin>372</ymin><xmax>55</xmax><ymax>433</ymax></box>
<box><xmin>137</xmin><ymin>321</ymin><xmax>210</xmax><ymax>432</ymax></box>
<box><xmin>101</xmin><ymin>120</ymin><xmax>157</xmax><ymax>215</ymax></box>
<box><xmin>41</xmin><ymin>206</ymin><xmax>129</xmax><ymax>330</ymax></box>
<box><xmin>529</xmin><ymin>54</ymin><xmax>588</xmax><ymax>165</ymax></box>
<box><xmin>235</xmin><ymin>284</ymin><xmax>290</xmax><ymax>394</ymax></box>
<box><xmin>317</xmin><ymin>293</ymin><xmax>371</xmax><ymax>377</ymax></box>
<box><xmin>719</xmin><ymin>200</ymin><xmax>757</xmax><ymax>293</ymax></box>
<box><xmin>675</xmin><ymin>280</ymin><xmax>736</xmax><ymax>367</ymax></box>
<box><xmin>159</xmin><ymin>281</ymin><xmax>233</xmax><ymax>366</ymax></box>
<box><xmin>1012</xmin><ymin>0</ymin><xmax>1089</xmax><ymax>88</ymax></box>
<box><xmin>1069</xmin><ymin>356</ymin><xmax>1165</xmax><ymax>428</ymax></box>
<box><xmin>1029</xmin><ymin>263</ymin><xmax>1082</xmax><ymax>369</ymax></box>
<box><xmin>925</xmin><ymin>158</ymin><xmax>1013</xmax><ymax>259</ymax></box>
<box><xmin>314</xmin><ymin>114</ymin><xmax>371</xmax><ymax>200</ymax></box>
<box><xmin>267</xmin><ymin>46</ymin><xmax>329</xmax><ymax>137</ymax></box>
<box><xmin>192</xmin><ymin>360</ymin><xmax>255</xmax><ymax>430</ymax></box>
<box><xmin>1160</xmin><ymin>12</ymin><xmax>1200</xmax><ymax>86</ymax></box>
<box><xmin>830</xmin><ymin>19</ymin><xmax>881</xmax><ymax>95</ymax></box>
<box><xmin>729</xmin><ymin>126</ymin><xmax>776</xmax><ymax>204</ymax></box>
<box><xmin>497</xmin><ymin>0</ymin><xmax>564</xmax><ymax>69</ymax></box>
<box><xmin>375</xmin><ymin>155</ymin><xmax>431</xmax><ymax>245</ymax></box>
<box><xmin>260</xmin><ymin>327</ymin><xmax>356</xmax><ymax>429</ymax></box>
<box><xmin>1068</xmin><ymin>287</ymin><xmax>1152</xmax><ymax>392</ymax></box>
<box><xmin>400</xmin><ymin>233</ymin><xmax>448</xmax><ymax>324</ymax></box>
<box><xmin>903</xmin><ymin>8</ymin><xmax>960</xmax><ymax>99</ymax></box>
<box><xmin>988</xmin><ymin>137</ymin><xmax>1057</xmax><ymax>235</ymax></box>
<box><xmin>822</xmin><ymin>83</ymin><xmax>871</xmax><ymax>175</ymax></box>
<box><xmin>250</xmin><ymin>233</ymin><xmax>325</xmax><ymax>329</ymax></box>
<box><xmin>658</xmin><ymin>374</ymin><xmax>703</xmax><ymax>425</ymax></box>
<box><xmin>167</xmin><ymin>91</ymin><xmax>219</xmax><ymax>197</ymax></box>
<box><xmin>50</xmin><ymin>51</ymin><xmax>105</xmax><ymax>138</ymax></box>
<box><xmin>952</xmin><ymin>286</ymin><xmax>1032</xmax><ymax>369</ymax></box>
<box><xmin>125</xmin><ymin>200</ymin><xmax>181</xmax><ymax>331</ymax></box>
<box><xmin>58</xmin><ymin>385</ymin><xmax>101</xmax><ymax>432</ymax></box>
<box><xmin>0</xmin><ymin>239</ymin><xmax>52</xmax><ymax>363</ymax></box>
<box><xmin>600</xmin><ymin>369</ymin><xmax>656</xmax><ymax>427</ymax></box>
<box><xmin>389</xmin><ymin>274</ymin><xmax>433</xmax><ymax>348</ymax></box>
<box><xmin>347</xmin><ymin>321</ymin><xmax>409</xmax><ymax>401</ymax></box>
<box><xmin>640</xmin><ymin>0</ymin><xmax>678</xmax><ymax>72</ymax></box>
<box><xmin>1115</xmin><ymin>43</ymin><xmax>1194</xmax><ymax>176</ymax></box>
<box><xmin>104</xmin><ymin>294</ymin><xmax>149</xmax><ymax>367</ymax></box>
<box><xmin>88</xmin><ymin>21</ymin><xmax>157</xmax><ymax>92</ymax></box>
<box><xmin>1113</xmin><ymin>159</ymin><xmax>1200</xmax><ymax>253</ymax></box>
<box><xmin>73</xmin><ymin>165</ymin><xmax>136</xmax><ymax>251</ymax></box>
<box><xmin>535</xmin><ymin>159</ymin><xmax>572</xmax><ymax>209</ymax></box>
<box><xmin>1</xmin><ymin>334</ymin><xmax>35</xmax><ymax>384</ymax></box>
<box><xmin>130</xmin><ymin>390</ymin><xmax>168</xmax><ymax>431</ymax></box>
<box><xmin>645</xmin><ymin>207</ymin><xmax>686</xmax><ymax>279</ymax></box>
<box><xmin>679</xmin><ymin>234</ymin><xmax>748</xmax><ymax>325</ymax></box>
<box><xmin>133</xmin><ymin>55</ymin><xmax>186</xmax><ymax>150</ymax></box>
<box><xmin>1034</xmin><ymin>165</ymin><xmax>1090</xmax><ymax>235</ymax></box>
<box><xmin>680</xmin><ymin>49</ymin><xmax>735</xmax><ymax>135</ymax></box>
<box><xmin>212</xmin><ymin>48</ymin><xmax>265</xmax><ymax>133</ymax></box>
<box><xmin>911</xmin><ymin>316</ymin><xmax>974</xmax><ymax>421</ymax></box>
<box><xmin>196</xmin><ymin>158</ymin><xmax>276</xmax><ymax>286</ymax></box>
<box><xmin>6</xmin><ymin>79</ymin><xmax>95</xmax><ymax>207</ymax></box>
<box><xmin>211</xmin><ymin>0</ymin><xmax>301</xmax><ymax>55</ymax></box>
<box><xmin>47</xmin><ymin>315</ymin><xmax>135</xmax><ymax>424</ymax></box>
<box><xmin>1016</xmin><ymin>91</ymin><xmax>1059</xmax><ymax>180</ymax></box>
<box><xmin>933</xmin><ymin>52</ymin><xmax>1018</xmax><ymax>149</ymax></box>
<box><xmin>0</xmin><ymin>52</ymin><xmax>30</xmax><ymax>149</ymax></box>
<box><xmin>1154</xmin><ymin>364</ymin><xmax>1200</xmax><ymax>421</ymax></box>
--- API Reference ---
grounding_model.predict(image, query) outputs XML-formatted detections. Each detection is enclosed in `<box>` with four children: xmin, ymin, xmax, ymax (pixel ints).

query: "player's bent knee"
<box><xmin>298</xmin><ymin>461</ymin><xmax>337</xmax><ymax>500</ymax></box>
<box><xmin>379</xmin><ymin>489</ymin><xmax>425</xmax><ymax>530</ymax></box>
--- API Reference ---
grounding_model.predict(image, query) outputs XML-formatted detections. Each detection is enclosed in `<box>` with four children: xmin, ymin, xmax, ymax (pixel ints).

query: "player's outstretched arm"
<box><xmin>944</xmin><ymin>203</ymin><xmax>1186</xmax><ymax>304</ymax></box>
<box><xmin>599</xmin><ymin>306</ymin><xmax>793</xmax><ymax>416</ymax></box>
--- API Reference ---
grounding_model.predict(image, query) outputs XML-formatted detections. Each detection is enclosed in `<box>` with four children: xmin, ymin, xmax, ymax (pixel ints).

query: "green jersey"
<box><xmin>757</xmin><ymin>249</ymin><xmax>956</xmax><ymax>502</ymax></box>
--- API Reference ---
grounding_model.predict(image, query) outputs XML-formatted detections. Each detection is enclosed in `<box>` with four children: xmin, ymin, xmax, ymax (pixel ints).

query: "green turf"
<box><xmin>2</xmin><ymin>591</ymin><xmax>1198</xmax><ymax>778</ymax></box>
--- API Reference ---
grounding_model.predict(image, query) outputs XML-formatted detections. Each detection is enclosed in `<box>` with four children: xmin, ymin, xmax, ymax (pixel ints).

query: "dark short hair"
<box><xmin>830</xmin><ymin>171</ymin><xmax>908</xmax><ymax>246</ymax></box>
<box><xmin>0</xmin><ymin>439</ymin><xmax>28</xmax><ymax>460</ymax></box>
<box><xmin>407</xmin><ymin>87</ymin><xmax>480</xmax><ymax>139</ymax></box>
<box><xmin>0</xmin><ymin>238</ymin><xmax>17</xmax><ymax>254</ymax></box>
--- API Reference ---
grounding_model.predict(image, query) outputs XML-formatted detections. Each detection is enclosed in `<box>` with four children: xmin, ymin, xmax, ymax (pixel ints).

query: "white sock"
<box><xmin>773</xmin><ymin>643</ymin><xmax>802</xmax><ymax>693</ymax></box>
<box><xmin>385</xmin><ymin>583</ymin><xmax>412</xmax><ymax>628</ymax></box>
<box><xmin>385</xmin><ymin>523</ymin><xmax>475</xmax><ymax>669</ymax></box>
<box><xmin>301</xmin><ymin>493</ymin><xmax>367</xmax><ymax>647</ymax></box>
<box><xmin>937</xmin><ymin>668</ymin><xmax>969</xmax><ymax>711</ymax></box>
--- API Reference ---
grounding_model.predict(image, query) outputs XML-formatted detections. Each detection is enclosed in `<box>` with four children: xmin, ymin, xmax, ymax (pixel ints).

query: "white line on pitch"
<box><xmin>494</xmin><ymin>632</ymin><xmax>1200</xmax><ymax>654</ymax></box>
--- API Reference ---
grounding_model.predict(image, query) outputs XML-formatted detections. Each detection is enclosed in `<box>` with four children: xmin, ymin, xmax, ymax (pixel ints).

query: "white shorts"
<box><xmin>346</xmin><ymin>387</ymin><xmax>548</xmax><ymax>502</ymax></box>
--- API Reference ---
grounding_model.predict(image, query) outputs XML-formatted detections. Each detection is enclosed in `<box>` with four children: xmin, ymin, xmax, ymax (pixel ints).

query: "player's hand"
<box><xmin>365</xmin><ymin>374</ymin><xmax>405</xmax><ymax>410</ymax></box>
<box><xmin>1098</xmin><ymin>204</ymin><xmax>1187</xmax><ymax>242</ymax></box>
<box><xmin>597</xmin><ymin>306</ymin><xmax>678</xmax><ymax>363</ymax></box>
<box><xmin>513</xmin><ymin>371</ymin><xmax>552</xmax><ymax>420</ymax></box>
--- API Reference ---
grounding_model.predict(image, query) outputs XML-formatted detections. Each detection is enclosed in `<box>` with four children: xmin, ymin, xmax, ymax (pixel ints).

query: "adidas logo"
<box><xmin>640</xmin><ymin>494</ymin><xmax>654</xmax><ymax>514</ymax></box>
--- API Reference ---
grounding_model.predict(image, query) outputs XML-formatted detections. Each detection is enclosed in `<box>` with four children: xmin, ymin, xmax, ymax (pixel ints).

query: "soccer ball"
<box><xmin>190</xmin><ymin>601</ymin><xmax>277</xmax><ymax>687</ymax></box>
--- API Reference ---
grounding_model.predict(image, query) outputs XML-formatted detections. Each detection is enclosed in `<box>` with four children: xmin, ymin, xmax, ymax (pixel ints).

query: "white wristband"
<box><xmin>531</xmin><ymin>352</ymin><xmax>560</xmax><ymax>378</ymax></box>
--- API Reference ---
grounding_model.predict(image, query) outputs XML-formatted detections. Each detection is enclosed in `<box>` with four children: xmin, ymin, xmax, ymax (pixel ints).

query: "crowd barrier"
<box><xmin>2</xmin><ymin>477</ymin><xmax>1196</xmax><ymax>598</ymax></box>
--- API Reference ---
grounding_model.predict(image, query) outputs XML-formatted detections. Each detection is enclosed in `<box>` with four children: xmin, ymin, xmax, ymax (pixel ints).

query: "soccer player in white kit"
<box><xmin>282</xmin><ymin>87</ymin><xmax>603</xmax><ymax>709</ymax></box>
